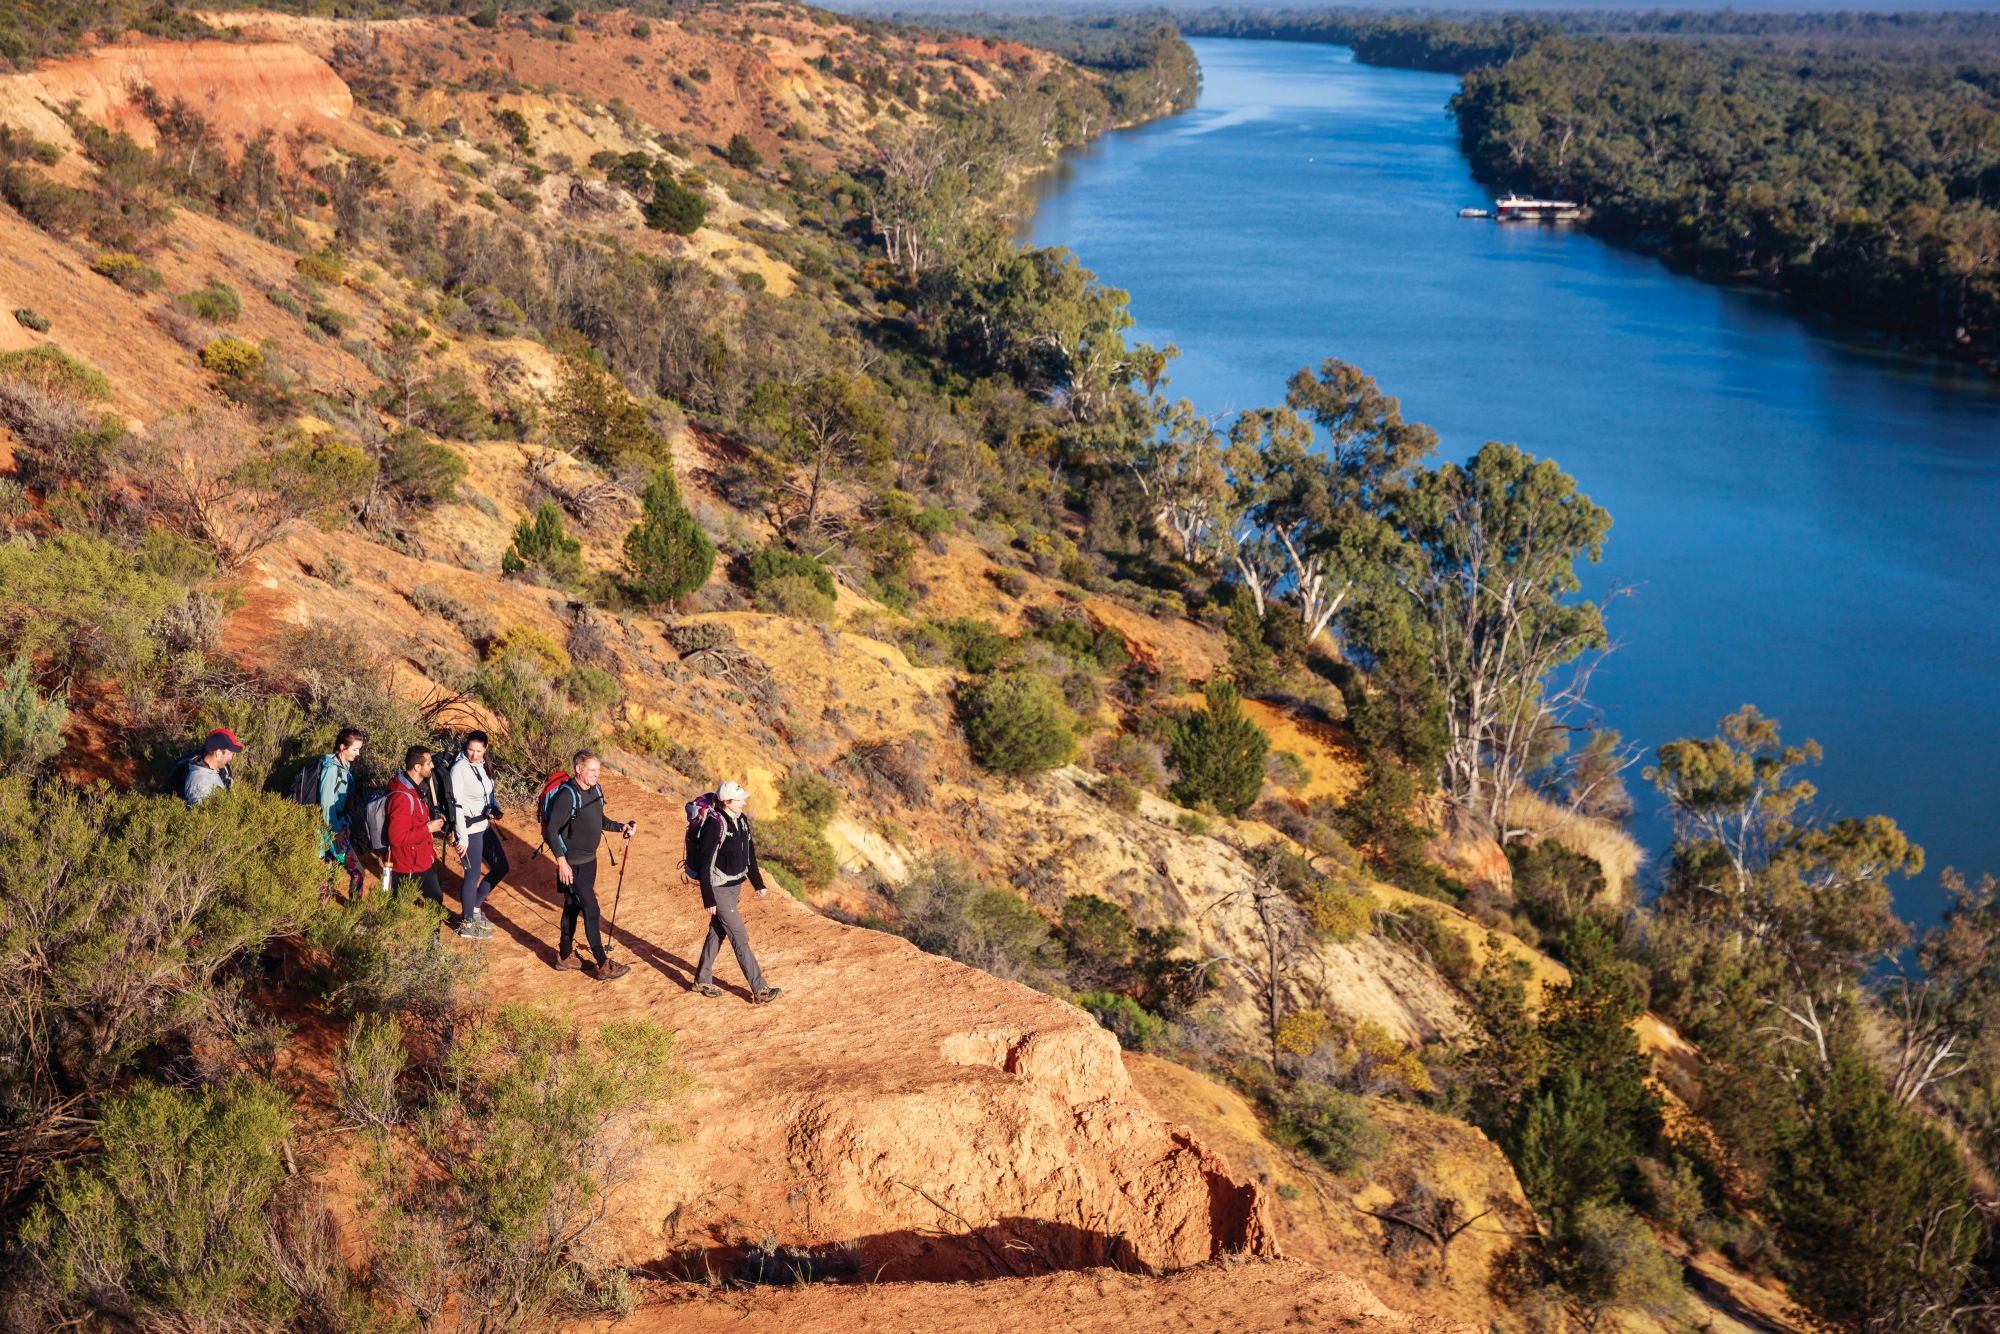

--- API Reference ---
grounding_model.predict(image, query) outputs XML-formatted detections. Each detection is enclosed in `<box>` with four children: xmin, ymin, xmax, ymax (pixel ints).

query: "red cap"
<box><xmin>202</xmin><ymin>727</ymin><xmax>244</xmax><ymax>754</ymax></box>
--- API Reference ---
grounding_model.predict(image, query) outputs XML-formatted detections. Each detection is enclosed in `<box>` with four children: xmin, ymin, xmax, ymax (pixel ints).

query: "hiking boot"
<box><xmin>753</xmin><ymin>986</ymin><xmax>782</xmax><ymax>1005</ymax></box>
<box><xmin>471</xmin><ymin>911</ymin><xmax>496</xmax><ymax>938</ymax></box>
<box><xmin>553</xmin><ymin>952</ymin><xmax>585</xmax><ymax>972</ymax></box>
<box><xmin>456</xmin><ymin>918</ymin><xmax>486</xmax><ymax>940</ymax></box>
<box><xmin>594</xmin><ymin>960</ymin><xmax>632</xmax><ymax>983</ymax></box>
<box><xmin>696</xmin><ymin>983</ymin><xmax>721</xmax><ymax>998</ymax></box>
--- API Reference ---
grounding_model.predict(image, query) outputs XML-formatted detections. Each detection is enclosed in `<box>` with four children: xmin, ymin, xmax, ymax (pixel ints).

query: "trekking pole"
<box><xmin>605</xmin><ymin>831</ymin><xmax>631</xmax><ymax>953</ymax></box>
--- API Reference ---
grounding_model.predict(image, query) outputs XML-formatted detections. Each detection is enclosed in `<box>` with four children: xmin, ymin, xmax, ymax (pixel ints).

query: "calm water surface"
<box><xmin>1027</xmin><ymin>39</ymin><xmax>2000</xmax><ymax>918</ymax></box>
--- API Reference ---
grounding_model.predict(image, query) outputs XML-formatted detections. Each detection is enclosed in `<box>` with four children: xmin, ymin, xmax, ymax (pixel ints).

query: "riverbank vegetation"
<box><xmin>3</xmin><ymin>2</ymin><xmax>1998</xmax><ymax>1326</ymax></box>
<box><xmin>1172</xmin><ymin>5</ymin><xmax>2000</xmax><ymax>366</ymax></box>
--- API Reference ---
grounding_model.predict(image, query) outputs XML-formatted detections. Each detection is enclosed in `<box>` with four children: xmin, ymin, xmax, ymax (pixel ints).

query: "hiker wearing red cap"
<box><xmin>181</xmin><ymin>728</ymin><xmax>243</xmax><ymax>807</ymax></box>
<box><xmin>387</xmin><ymin>744</ymin><xmax>447</xmax><ymax>907</ymax></box>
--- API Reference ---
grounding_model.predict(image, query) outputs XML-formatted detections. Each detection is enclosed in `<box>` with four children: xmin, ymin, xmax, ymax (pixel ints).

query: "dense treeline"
<box><xmin>1453</xmin><ymin>36</ymin><xmax>2000</xmax><ymax>362</ymax></box>
<box><xmin>879</xmin><ymin>10</ymin><xmax>1200</xmax><ymax>116</ymax></box>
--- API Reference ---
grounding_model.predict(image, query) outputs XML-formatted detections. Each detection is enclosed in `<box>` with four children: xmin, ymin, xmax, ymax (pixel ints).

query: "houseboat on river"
<box><xmin>1494</xmin><ymin>193</ymin><xmax>1581</xmax><ymax>221</ymax></box>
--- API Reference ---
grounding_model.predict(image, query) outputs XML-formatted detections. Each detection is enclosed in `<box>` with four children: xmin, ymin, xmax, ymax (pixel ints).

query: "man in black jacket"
<box><xmin>544</xmin><ymin>749</ymin><xmax>634</xmax><ymax>981</ymax></box>
<box><xmin>692</xmin><ymin>780</ymin><xmax>779</xmax><ymax>1003</ymax></box>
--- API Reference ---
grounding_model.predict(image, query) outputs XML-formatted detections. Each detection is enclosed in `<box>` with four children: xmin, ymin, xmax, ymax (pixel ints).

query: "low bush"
<box><xmin>752</xmin><ymin>572</ymin><xmax>834</xmax><ymax>622</ymax></box>
<box><xmin>90</xmin><ymin>251</ymin><xmax>164</xmax><ymax>292</ymax></box>
<box><xmin>199</xmin><ymin>335</ymin><xmax>265</xmax><ymax>379</ymax></box>
<box><xmin>0</xmin><ymin>778</ymin><xmax>322</xmax><ymax>1109</ymax></box>
<box><xmin>779</xmin><ymin>764</ymin><xmax>840</xmax><ymax>828</ymax></box>
<box><xmin>1098</xmin><ymin>772</ymin><xmax>1142</xmax><ymax>814</ymax></box>
<box><xmin>12</xmin><ymin>306</ymin><xmax>50</xmax><ymax>332</ymax></box>
<box><xmin>337</xmin><ymin>1013</ymin><xmax>406</xmax><ymax>1129</ymax></box>
<box><xmin>1077</xmin><ymin>991</ymin><xmax>1165</xmax><ymax>1051</ymax></box>
<box><xmin>19</xmin><ymin>1078</ymin><xmax>293</xmax><ymax>1329</ymax></box>
<box><xmin>410</xmin><ymin>583</ymin><xmax>496</xmax><ymax>646</ymax></box>
<box><xmin>0</xmin><ymin>345</ymin><xmax>110</xmax><ymax>399</ymax></box>
<box><xmin>757</xmin><ymin>810</ymin><xmax>837</xmax><ymax>887</ymax></box>
<box><xmin>1270</xmin><ymin>1079</ymin><xmax>1385</xmax><ymax>1174</ymax></box>
<box><xmin>309</xmin><ymin>889</ymin><xmax>475</xmax><ymax>1025</ymax></box>
<box><xmin>888</xmin><ymin>854</ymin><xmax>1059</xmax><ymax>987</ymax></box>
<box><xmin>961</xmin><ymin>669</ymin><xmax>1075</xmax><ymax>776</ymax></box>
<box><xmin>171</xmin><ymin>281</ymin><xmax>242</xmax><ymax>324</ymax></box>
<box><xmin>383</xmin><ymin>433</ymin><xmax>467</xmax><ymax>511</ymax></box>
<box><xmin>1385</xmin><ymin>903</ymin><xmax>1476</xmax><ymax>987</ymax></box>
<box><xmin>842</xmin><ymin>736</ymin><xmax>930</xmax><ymax>804</ymax></box>
<box><xmin>374</xmin><ymin>1004</ymin><xmax>688</xmax><ymax>1329</ymax></box>
<box><xmin>295</xmin><ymin>250</ymin><xmax>343</xmax><ymax>285</ymax></box>
<box><xmin>501</xmin><ymin>502</ymin><xmax>584</xmax><ymax>587</ymax></box>
<box><xmin>0</xmin><ymin>656</ymin><xmax>68</xmax><ymax>777</ymax></box>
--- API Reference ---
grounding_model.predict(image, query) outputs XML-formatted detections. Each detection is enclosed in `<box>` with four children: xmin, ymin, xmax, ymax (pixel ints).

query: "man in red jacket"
<box><xmin>387</xmin><ymin>744</ymin><xmax>446</xmax><ymax>908</ymax></box>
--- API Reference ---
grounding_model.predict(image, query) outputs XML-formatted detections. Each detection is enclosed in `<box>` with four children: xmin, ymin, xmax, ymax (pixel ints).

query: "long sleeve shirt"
<box><xmin>542</xmin><ymin>782</ymin><xmax>622</xmax><ymax>865</ymax></box>
<box><xmin>385</xmin><ymin>774</ymin><xmax>436</xmax><ymax>873</ymax></box>
<box><xmin>182</xmin><ymin>762</ymin><xmax>231</xmax><ymax>808</ymax></box>
<box><xmin>316</xmin><ymin>755</ymin><xmax>352</xmax><ymax>857</ymax></box>
<box><xmin>449</xmin><ymin>756</ymin><xmax>495</xmax><ymax>843</ymax></box>
<box><xmin>691</xmin><ymin>809</ymin><xmax>764</xmax><ymax>905</ymax></box>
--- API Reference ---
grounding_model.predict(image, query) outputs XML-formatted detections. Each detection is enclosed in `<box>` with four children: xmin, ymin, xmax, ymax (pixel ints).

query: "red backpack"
<box><xmin>537</xmin><ymin>770</ymin><xmax>572</xmax><ymax>823</ymax></box>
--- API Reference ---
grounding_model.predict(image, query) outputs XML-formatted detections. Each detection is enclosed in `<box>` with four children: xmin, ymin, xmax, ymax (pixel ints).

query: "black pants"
<box><xmin>460</xmin><ymin>827</ymin><xmax>509</xmax><ymax>918</ymax></box>
<box><xmin>399</xmin><ymin>865</ymin><xmax>443</xmax><ymax>907</ymax></box>
<box><xmin>558</xmin><ymin>858</ymin><xmax>607</xmax><ymax>966</ymax></box>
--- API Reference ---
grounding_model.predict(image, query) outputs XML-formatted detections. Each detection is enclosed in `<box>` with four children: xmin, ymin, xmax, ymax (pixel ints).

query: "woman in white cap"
<box><xmin>691</xmin><ymin>780</ymin><xmax>779</xmax><ymax>1003</ymax></box>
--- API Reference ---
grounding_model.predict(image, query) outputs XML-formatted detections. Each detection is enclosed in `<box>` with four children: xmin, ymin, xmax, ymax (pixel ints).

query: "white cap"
<box><xmin>717</xmin><ymin>780</ymin><xmax>748</xmax><ymax>803</ymax></box>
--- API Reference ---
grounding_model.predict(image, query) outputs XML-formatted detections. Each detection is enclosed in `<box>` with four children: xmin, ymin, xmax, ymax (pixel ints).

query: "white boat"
<box><xmin>1494</xmin><ymin>192</ymin><xmax>1581</xmax><ymax>221</ymax></box>
<box><xmin>1457</xmin><ymin>207</ymin><xmax>1491</xmax><ymax>219</ymax></box>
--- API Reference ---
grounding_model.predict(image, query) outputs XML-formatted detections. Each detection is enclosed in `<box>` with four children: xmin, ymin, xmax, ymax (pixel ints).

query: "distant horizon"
<box><xmin>832</xmin><ymin>1</ymin><xmax>2000</xmax><ymax>14</ymax></box>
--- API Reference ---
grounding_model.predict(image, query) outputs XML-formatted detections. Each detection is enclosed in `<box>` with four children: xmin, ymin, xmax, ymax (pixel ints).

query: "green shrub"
<box><xmin>780</xmin><ymin>764</ymin><xmax>840</xmax><ymax>829</ymax></box>
<box><xmin>378</xmin><ymin>1003</ymin><xmax>687</xmax><ymax>1328</ymax></box>
<box><xmin>501</xmin><ymin>501</ymin><xmax>584</xmax><ymax>586</ymax></box>
<box><xmin>764</xmin><ymin>861</ymin><xmax>807</xmax><ymax>901</ymax></box>
<box><xmin>1060</xmin><ymin>894</ymin><xmax>1136</xmax><ymax>988</ymax></box>
<box><xmin>266</xmin><ymin>289</ymin><xmax>302</xmax><ymax>315</ymax></box>
<box><xmin>888</xmin><ymin>854</ymin><xmax>1058</xmax><ymax>987</ymax></box>
<box><xmin>12</xmin><ymin>306</ymin><xmax>49</xmax><ymax>332</ymax></box>
<box><xmin>1168</xmin><ymin>679</ymin><xmax>1269</xmax><ymax>816</ymax></box>
<box><xmin>309</xmin><ymin>889</ymin><xmax>471</xmax><ymax>1023</ymax></box>
<box><xmin>644</xmin><ymin>172</ymin><xmax>705</xmax><ymax>235</ymax></box>
<box><xmin>1076</xmin><ymin>991</ymin><xmax>1165</xmax><ymax>1050</ymax></box>
<box><xmin>1098</xmin><ymin>772</ymin><xmax>1141</xmax><ymax>813</ymax></box>
<box><xmin>1174</xmin><ymin>811</ymin><xmax>1210</xmax><ymax>837</ymax></box>
<box><xmin>925</xmin><ymin>617</ymin><xmax>1017</xmax><ymax>673</ymax></box>
<box><xmin>199</xmin><ymin>335</ymin><xmax>265</xmax><ymax>378</ymax></box>
<box><xmin>746</xmin><ymin>546</ymin><xmax>834</xmax><ymax>598</ymax></box>
<box><xmin>20</xmin><ymin>1079</ymin><xmax>292</xmax><ymax>1328</ymax></box>
<box><xmin>754</xmin><ymin>573</ymin><xmax>834</xmax><ymax>622</ymax></box>
<box><xmin>0</xmin><ymin>532</ymin><xmax>192</xmax><ymax>682</ymax></box>
<box><xmin>0</xmin><ymin>345</ymin><xmax>110</xmax><ymax>399</ymax></box>
<box><xmin>306</xmin><ymin>303</ymin><xmax>350</xmax><ymax>337</ymax></box>
<box><xmin>295</xmin><ymin>250</ymin><xmax>343</xmax><ymax>284</ymax></box>
<box><xmin>623</xmin><ymin>469</ymin><xmax>713</xmax><ymax>606</ymax></box>
<box><xmin>171</xmin><ymin>280</ymin><xmax>242</xmax><ymax>324</ymax></box>
<box><xmin>472</xmin><ymin>651</ymin><xmax>599</xmax><ymax>797</ymax></box>
<box><xmin>757</xmin><ymin>810</ymin><xmax>837</xmax><ymax>887</ymax></box>
<box><xmin>0</xmin><ymin>656</ymin><xmax>67</xmax><ymax>777</ymax></box>
<box><xmin>961</xmin><ymin>670</ymin><xmax>1075</xmax><ymax>776</ymax></box>
<box><xmin>1271</xmin><ymin>1080</ymin><xmax>1385</xmax><ymax>1174</ymax></box>
<box><xmin>383</xmin><ymin>431</ymin><xmax>467</xmax><ymax>511</ymax></box>
<box><xmin>90</xmin><ymin>251</ymin><xmax>164</xmax><ymax>292</ymax></box>
<box><xmin>0</xmin><ymin>778</ymin><xmax>320</xmax><ymax>1117</ymax></box>
<box><xmin>338</xmin><ymin>1013</ymin><xmax>406</xmax><ymax>1129</ymax></box>
<box><xmin>724</xmin><ymin>132</ymin><xmax>763</xmax><ymax>170</ymax></box>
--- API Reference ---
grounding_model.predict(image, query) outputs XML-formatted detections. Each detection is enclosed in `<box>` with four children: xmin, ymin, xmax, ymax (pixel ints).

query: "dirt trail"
<box><xmin>619</xmin><ymin>1256</ymin><xmax>1477</xmax><ymax>1331</ymax></box>
<box><xmin>465</xmin><ymin>776</ymin><xmax>1269</xmax><ymax>1284</ymax></box>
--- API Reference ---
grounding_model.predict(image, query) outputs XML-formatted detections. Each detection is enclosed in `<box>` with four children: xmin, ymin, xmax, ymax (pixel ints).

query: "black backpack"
<box><xmin>169</xmin><ymin>750</ymin><xmax>231</xmax><ymax>798</ymax></box>
<box><xmin>432</xmin><ymin>748</ymin><xmax>463</xmax><ymax>838</ymax></box>
<box><xmin>290</xmin><ymin>755</ymin><xmax>325</xmax><ymax>807</ymax></box>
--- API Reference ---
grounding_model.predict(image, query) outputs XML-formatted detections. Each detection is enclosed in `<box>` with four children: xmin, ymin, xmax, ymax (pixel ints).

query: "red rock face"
<box><xmin>471</xmin><ymin>776</ymin><xmax>1272</xmax><ymax>1283</ymax></box>
<box><xmin>0</xmin><ymin>40</ymin><xmax>351</xmax><ymax>147</ymax></box>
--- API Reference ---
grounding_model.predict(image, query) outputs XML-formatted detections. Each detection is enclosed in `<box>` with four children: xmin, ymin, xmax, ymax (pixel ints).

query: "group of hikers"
<box><xmin>178</xmin><ymin>725</ymin><xmax>780</xmax><ymax>1002</ymax></box>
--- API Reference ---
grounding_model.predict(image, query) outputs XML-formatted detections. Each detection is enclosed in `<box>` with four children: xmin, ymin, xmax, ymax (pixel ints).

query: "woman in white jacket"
<box><xmin>450</xmin><ymin>731</ymin><xmax>509</xmax><ymax>939</ymax></box>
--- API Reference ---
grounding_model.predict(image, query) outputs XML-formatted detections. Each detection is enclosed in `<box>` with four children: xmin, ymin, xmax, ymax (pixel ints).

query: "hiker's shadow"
<box><xmin>477</xmin><ymin>831</ymin><xmax>743</xmax><ymax>997</ymax></box>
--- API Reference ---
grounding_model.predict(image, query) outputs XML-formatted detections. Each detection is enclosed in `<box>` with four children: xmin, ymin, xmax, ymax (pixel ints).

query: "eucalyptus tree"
<box><xmin>1386</xmin><ymin>441</ymin><xmax>1609</xmax><ymax>837</ymax></box>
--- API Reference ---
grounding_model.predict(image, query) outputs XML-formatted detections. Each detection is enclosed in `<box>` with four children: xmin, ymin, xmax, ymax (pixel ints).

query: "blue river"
<box><xmin>1027</xmin><ymin>38</ymin><xmax>2000</xmax><ymax>919</ymax></box>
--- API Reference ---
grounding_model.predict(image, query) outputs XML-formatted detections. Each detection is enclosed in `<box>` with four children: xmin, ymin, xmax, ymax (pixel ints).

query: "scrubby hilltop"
<box><xmin>1</xmin><ymin>5</ymin><xmax>1983</xmax><ymax>1333</ymax></box>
